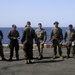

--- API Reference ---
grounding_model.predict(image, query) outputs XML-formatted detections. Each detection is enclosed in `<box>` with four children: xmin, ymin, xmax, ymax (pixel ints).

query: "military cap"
<box><xmin>26</xmin><ymin>21</ymin><xmax>31</xmax><ymax>25</ymax></box>
<box><xmin>12</xmin><ymin>24</ymin><xmax>16</xmax><ymax>27</ymax></box>
<box><xmin>38</xmin><ymin>23</ymin><xmax>42</xmax><ymax>25</ymax></box>
<box><xmin>69</xmin><ymin>24</ymin><xmax>73</xmax><ymax>28</ymax></box>
<box><xmin>54</xmin><ymin>21</ymin><xmax>59</xmax><ymax>25</ymax></box>
<box><xmin>12</xmin><ymin>24</ymin><xmax>17</xmax><ymax>28</ymax></box>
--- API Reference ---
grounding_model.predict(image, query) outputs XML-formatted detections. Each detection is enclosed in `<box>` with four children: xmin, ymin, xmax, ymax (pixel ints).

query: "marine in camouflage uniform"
<box><xmin>0</xmin><ymin>30</ymin><xmax>6</xmax><ymax>60</ymax></box>
<box><xmin>21</xmin><ymin>21</ymin><xmax>35</xmax><ymax>64</ymax></box>
<box><xmin>35</xmin><ymin>23</ymin><xmax>47</xmax><ymax>59</ymax></box>
<box><xmin>50</xmin><ymin>21</ymin><xmax>63</xmax><ymax>59</ymax></box>
<box><xmin>64</xmin><ymin>24</ymin><xmax>75</xmax><ymax>59</ymax></box>
<box><xmin>8</xmin><ymin>25</ymin><xmax>20</xmax><ymax>61</ymax></box>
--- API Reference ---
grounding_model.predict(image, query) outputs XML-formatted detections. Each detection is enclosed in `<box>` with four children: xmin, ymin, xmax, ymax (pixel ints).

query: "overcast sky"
<box><xmin>0</xmin><ymin>0</ymin><xmax>75</xmax><ymax>27</ymax></box>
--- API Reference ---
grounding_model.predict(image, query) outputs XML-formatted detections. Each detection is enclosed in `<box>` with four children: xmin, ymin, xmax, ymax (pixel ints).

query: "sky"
<box><xmin>0</xmin><ymin>0</ymin><xmax>75</xmax><ymax>27</ymax></box>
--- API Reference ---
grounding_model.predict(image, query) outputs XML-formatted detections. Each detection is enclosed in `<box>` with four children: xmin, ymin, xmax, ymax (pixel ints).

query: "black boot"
<box><xmin>2</xmin><ymin>57</ymin><xmax>7</xmax><ymax>61</ymax></box>
<box><xmin>73</xmin><ymin>54</ymin><xmax>75</xmax><ymax>59</ymax></box>
<box><xmin>41</xmin><ymin>55</ymin><xmax>43</xmax><ymax>59</ymax></box>
<box><xmin>8</xmin><ymin>57</ymin><xmax>12</xmax><ymax>61</ymax></box>
<box><xmin>16</xmin><ymin>57</ymin><xmax>19</xmax><ymax>60</ymax></box>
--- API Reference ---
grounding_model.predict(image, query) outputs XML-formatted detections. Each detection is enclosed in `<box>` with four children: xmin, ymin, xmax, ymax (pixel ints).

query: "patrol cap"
<box><xmin>53</xmin><ymin>21</ymin><xmax>59</xmax><ymax>25</ymax></box>
<box><xmin>12</xmin><ymin>24</ymin><xmax>15</xmax><ymax>26</ymax></box>
<box><xmin>26</xmin><ymin>21</ymin><xmax>31</xmax><ymax>25</ymax></box>
<box><xmin>12</xmin><ymin>24</ymin><xmax>17</xmax><ymax>29</ymax></box>
<box><xmin>69</xmin><ymin>24</ymin><xmax>73</xmax><ymax>28</ymax></box>
<box><xmin>12</xmin><ymin>24</ymin><xmax>16</xmax><ymax>27</ymax></box>
<box><xmin>38</xmin><ymin>23</ymin><xmax>42</xmax><ymax>25</ymax></box>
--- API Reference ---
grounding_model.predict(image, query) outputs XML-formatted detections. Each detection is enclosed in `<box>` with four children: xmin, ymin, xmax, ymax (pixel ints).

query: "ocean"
<box><xmin>0</xmin><ymin>27</ymin><xmax>75</xmax><ymax>44</ymax></box>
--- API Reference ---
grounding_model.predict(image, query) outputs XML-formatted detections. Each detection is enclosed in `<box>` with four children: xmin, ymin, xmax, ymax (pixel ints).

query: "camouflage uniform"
<box><xmin>64</xmin><ymin>26</ymin><xmax>75</xmax><ymax>58</ymax></box>
<box><xmin>8</xmin><ymin>25</ymin><xmax>19</xmax><ymax>60</ymax></box>
<box><xmin>50</xmin><ymin>27</ymin><xmax>63</xmax><ymax>58</ymax></box>
<box><xmin>35</xmin><ymin>27</ymin><xmax>47</xmax><ymax>59</ymax></box>
<box><xmin>21</xmin><ymin>25</ymin><xmax>35</xmax><ymax>63</ymax></box>
<box><xmin>0</xmin><ymin>30</ymin><xmax>6</xmax><ymax>60</ymax></box>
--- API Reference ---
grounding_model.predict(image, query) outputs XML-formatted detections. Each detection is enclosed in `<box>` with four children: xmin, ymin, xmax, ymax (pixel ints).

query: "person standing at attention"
<box><xmin>64</xmin><ymin>24</ymin><xmax>75</xmax><ymax>59</ymax></box>
<box><xmin>35</xmin><ymin>23</ymin><xmax>47</xmax><ymax>60</ymax></box>
<box><xmin>8</xmin><ymin>24</ymin><xmax>20</xmax><ymax>61</ymax></box>
<box><xmin>49</xmin><ymin>21</ymin><xmax>63</xmax><ymax>59</ymax></box>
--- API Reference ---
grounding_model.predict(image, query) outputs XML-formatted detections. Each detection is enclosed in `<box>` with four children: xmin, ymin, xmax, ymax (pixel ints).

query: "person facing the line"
<box><xmin>21</xmin><ymin>21</ymin><xmax>35</xmax><ymax>64</ymax></box>
<box><xmin>49</xmin><ymin>21</ymin><xmax>63</xmax><ymax>59</ymax></box>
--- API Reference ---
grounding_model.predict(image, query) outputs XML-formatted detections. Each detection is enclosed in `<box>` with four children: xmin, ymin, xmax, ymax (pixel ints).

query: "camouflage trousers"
<box><xmin>53</xmin><ymin>39</ymin><xmax>62</xmax><ymax>56</ymax></box>
<box><xmin>9</xmin><ymin>40</ymin><xmax>19</xmax><ymax>59</ymax></box>
<box><xmin>67</xmin><ymin>41</ymin><xmax>75</xmax><ymax>55</ymax></box>
<box><xmin>23</xmin><ymin>42</ymin><xmax>33</xmax><ymax>60</ymax></box>
<box><xmin>37</xmin><ymin>43</ymin><xmax>44</xmax><ymax>57</ymax></box>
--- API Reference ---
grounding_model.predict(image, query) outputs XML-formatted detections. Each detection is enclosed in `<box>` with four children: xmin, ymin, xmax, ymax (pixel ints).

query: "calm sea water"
<box><xmin>0</xmin><ymin>27</ymin><xmax>75</xmax><ymax>44</ymax></box>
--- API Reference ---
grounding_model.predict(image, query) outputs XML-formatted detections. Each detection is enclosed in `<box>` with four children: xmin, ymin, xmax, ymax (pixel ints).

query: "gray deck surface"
<box><xmin>0</xmin><ymin>48</ymin><xmax>75</xmax><ymax>75</ymax></box>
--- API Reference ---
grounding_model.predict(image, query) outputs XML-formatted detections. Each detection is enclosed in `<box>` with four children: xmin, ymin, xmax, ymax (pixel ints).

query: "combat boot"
<box><xmin>28</xmin><ymin>59</ymin><xmax>32</xmax><ymax>64</ymax></box>
<box><xmin>2</xmin><ymin>57</ymin><xmax>7</xmax><ymax>61</ymax></box>
<box><xmin>38</xmin><ymin>55</ymin><xmax>42</xmax><ymax>60</ymax></box>
<box><xmin>53</xmin><ymin>55</ymin><xmax>56</xmax><ymax>59</ymax></box>
<box><xmin>41</xmin><ymin>55</ymin><xmax>43</xmax><ymax>59</ymax></box>
<box><xmin>8</xmin><ymin>58</ymin><xmax>12</xmax><ymax>61</ymax></box>
<box><xmin>59</xmin><ymin>56</ymin><xmax>63</xmax><ymax>60</ymax></box>
<box><xmin>25</xmin><ymin>60</ymin><xmax>28</xmax><ymax>64</ymax></box>
<box><xmin>73</xmin><ymin>54</ymin><xmax>75</xmax><ymax>59</ymax></box>
<box><xmin>16</xmin><ymin>57</ymin><xmax>19</xmax><ymax>60</ymax></box>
